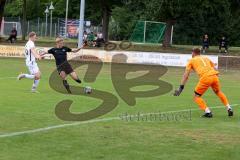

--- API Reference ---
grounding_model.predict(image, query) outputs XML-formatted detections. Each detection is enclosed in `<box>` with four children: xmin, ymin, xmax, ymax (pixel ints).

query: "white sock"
<box><xmin>24</xmin><ymin>74</ymin><xmax>35</xmax><ymax>79</ymax></box>
<box><xmin>205</xmin><ymin>107</ymin><xmax>211</xmax><ymax>113</ymax></box>
<box><xmin>226</xmin><ymin>104</ymin><xmax>232</xmax><ymax>110</ymax></box>
<box><xmin>32</xmin><ymin>79</ymin><xmax>40</xmax><ymax>90</ymax></box>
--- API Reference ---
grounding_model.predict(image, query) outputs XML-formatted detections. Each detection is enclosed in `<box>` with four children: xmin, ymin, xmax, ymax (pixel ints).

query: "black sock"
<box><xmin>63</xmin><ymin>80</ymin><xmax>72</xmax><ymax>94</ymax></box>
<box><xmin>75</xmin><ymin>78</ymin><xmax>81</xmax><ymax>84</ymax></box>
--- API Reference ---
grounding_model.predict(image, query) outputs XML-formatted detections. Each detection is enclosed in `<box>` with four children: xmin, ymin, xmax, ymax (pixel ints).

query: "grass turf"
<box><xmin>0</xmin><ymin>57</ymin><xmax>239</xmax><ymax>160</ymax></box>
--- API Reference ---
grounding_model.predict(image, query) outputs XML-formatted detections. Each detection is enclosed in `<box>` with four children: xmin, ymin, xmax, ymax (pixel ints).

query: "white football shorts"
<box><xmin>26</xmin><ymin>61</ymin><xmax>40</xmax><ymax>75</ymax></box>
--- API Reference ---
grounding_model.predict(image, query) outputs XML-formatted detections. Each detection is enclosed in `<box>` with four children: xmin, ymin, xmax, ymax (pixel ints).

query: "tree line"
<box><xmin>1</xmin><ymin>0</ymin><xmax>240</xmax><ymax>46</ymax></box>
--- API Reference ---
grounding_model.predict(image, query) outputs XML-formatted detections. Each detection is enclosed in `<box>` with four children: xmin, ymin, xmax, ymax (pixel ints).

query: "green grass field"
<box><xmin>0</xmin><ymin>57</ymin><xmax>240</xmax><ymax>160</ymax></box>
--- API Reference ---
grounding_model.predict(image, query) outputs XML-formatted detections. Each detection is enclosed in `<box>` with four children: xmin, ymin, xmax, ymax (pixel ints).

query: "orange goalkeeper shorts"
<box><xmin>194</xmin><ymin>75</ymin><xmax>220</xmax><ymax>96</ymax></box>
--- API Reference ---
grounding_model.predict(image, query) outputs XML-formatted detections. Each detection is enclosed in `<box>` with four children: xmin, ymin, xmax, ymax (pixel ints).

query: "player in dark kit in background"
<box><xmin>219</xmin><ymin>36</ymin><xmax>228</xmax><ymax>54</ymax></box>
<box><xmin>202</xmin><ymin>34</ymin><xmax>209</xmax><ymax>54</ymax></box>
<box><xmin>7</xmin><ymin>27</ymin><xmax>17</xmax><ymax>43</ymax></box>
<box><xmin>43</xmin><ymin>37</ymin><xmax>82</xmax><ymax>93</ymax></box>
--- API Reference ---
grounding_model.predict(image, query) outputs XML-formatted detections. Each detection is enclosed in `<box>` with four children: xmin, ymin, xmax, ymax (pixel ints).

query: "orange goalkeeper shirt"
<box><xmin>186</xmin><ymin>55</ymin><xmax>219</xmax><ymax>78</ymax></box>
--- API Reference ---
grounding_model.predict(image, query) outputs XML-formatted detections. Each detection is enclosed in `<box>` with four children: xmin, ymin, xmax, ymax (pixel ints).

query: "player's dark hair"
<box><xmin>192</xmin><ymin>47</ymin><xmax>201</xmax><ymax>55</ymax></box>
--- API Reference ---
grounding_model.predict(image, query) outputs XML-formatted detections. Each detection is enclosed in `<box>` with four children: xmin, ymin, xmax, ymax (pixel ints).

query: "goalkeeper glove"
<box><xmin>173</xmin><ymin>85</ymin><xmax>184</xmax><ymax>96</ymax></box>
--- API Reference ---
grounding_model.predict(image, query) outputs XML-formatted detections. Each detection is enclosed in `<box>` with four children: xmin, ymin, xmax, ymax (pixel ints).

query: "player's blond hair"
<box><xmin>28</xmin><ymin>32</ymin><xmax>36</xmax><ymax>38</ymax></box>
<box><xmin>56</xmin><ymin>37</ymin><xmax>64</xmax><ymax>43</ymax></box>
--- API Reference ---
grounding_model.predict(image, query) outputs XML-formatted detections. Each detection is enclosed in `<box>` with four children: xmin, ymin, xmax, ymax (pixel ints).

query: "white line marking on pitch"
<box><xmin>0</xmin><ymin>104</ymin><xmax>238</xmax><ymax>138</ymax></box>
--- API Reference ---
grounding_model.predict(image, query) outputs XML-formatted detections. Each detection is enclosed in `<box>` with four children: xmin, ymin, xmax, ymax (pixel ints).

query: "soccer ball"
<box><xmin>84</xmin><ymin>86</ymin><xmax>92</xmax><ymax>94</ymax></box>
<box><xmin>36</xmin><ymin>48</ymin><xmax>46</xmax><ymax>54</ymax></box>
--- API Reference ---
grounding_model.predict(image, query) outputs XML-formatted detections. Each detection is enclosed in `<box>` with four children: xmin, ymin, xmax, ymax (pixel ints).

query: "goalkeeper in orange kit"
<box><xmin>174</xmin><ymin>47</ymin><xmax>233</xmax><ymax>118</ymax></box>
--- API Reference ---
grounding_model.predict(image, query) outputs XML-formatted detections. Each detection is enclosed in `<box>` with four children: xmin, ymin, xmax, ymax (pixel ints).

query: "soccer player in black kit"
<box><xmin>44</xmin><ymin>37</ymin><xmax>82</xmax><ymax>93</ymax></box>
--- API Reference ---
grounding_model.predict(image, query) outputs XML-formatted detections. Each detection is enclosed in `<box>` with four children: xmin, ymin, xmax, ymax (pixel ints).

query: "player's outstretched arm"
<box><xmin>31</xmin><ymin>48</ymin><xmax>41</xmax><ymax>60</ymax></box>
<box><xmin>36</xmin><ymin>48</ymin><xmax>50</xmax><ymax>59</ymax></box>
<box><xmin>174</xmin><ymin>70</ymin><xmax>190</xmax><ymax>96</ymax></box>
<box><xmin>39</xmin><ymin>52</ymin><xmax>47</xmax><ymax>59</ymax></box>
<box><xmin>210</xmin><ymin>60</ymin><xmax>218</xmax><ymax>71</ymax></box>
<box><xmin>72</xmin><ymin>47</ymin><xmax>82</xmax><ymax>53</ymax></box>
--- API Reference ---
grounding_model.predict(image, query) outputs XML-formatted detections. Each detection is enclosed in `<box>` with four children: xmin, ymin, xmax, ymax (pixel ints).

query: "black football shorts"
<box><xmin>57</xmin><ymin>62</ymin><xmax>74</xmax><ymax>75</ymax></box>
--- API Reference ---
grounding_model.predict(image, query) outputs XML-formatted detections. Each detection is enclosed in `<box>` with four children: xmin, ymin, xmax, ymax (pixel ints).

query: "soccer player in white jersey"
<box><xmin>17</xmin><ymin>32</ymin><xmax>43</xmax><ymax>92</ymax></box>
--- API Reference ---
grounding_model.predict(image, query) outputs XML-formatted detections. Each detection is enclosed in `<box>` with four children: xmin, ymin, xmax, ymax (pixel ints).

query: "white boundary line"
<box><xmin>0</xmin><ymin>104</ymin><xmax>238</xmax><ymax>138</ymax></box>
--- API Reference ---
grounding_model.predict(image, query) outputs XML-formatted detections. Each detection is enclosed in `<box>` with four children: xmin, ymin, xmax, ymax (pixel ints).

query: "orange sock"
<box><xmin>194</xmin><ymin>96</ymin><xmax>208</xmax><ymax>111</ymax></box>
<box><xmin>216</xmin><ymin>91</ymin><xmax>229</xmax><ymax>106</ymax></box>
